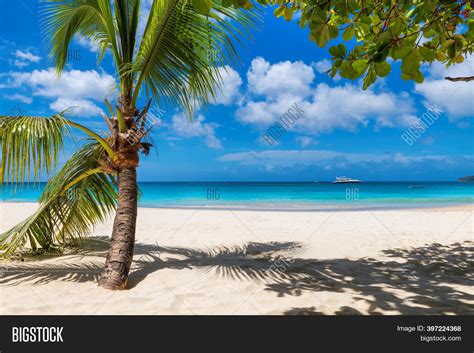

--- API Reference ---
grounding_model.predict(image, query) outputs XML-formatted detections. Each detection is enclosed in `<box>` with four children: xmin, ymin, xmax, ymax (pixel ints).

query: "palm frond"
<box><xmin>132</xmin><ymin>0</ymin><xmax>260</xmax><ymax>115</ymax></box>
<box><xmin>0</xmin><ymin>114</ymin><xmax>70</xmax><ymax>184</ymax></box>
<box><xmin>0</xmin><ymin>141</ymin><xmax>117</xmax><ymax>258</ymax></box>
<box><xmin>41</xmin><ymin>0</ymin><xmax>120</xmax><ymax>72</ymax></box>
<box><xmin>0</xmin><ymin>114</ymin><xmax>115</xmax><ymax>185</ymax></box>
<box><xmin>113</xmin><ymin>0</ymin><xmax>141</xmax><ymax>92</ymax></box>
<box><xmin>42</xmin><ymin>0</ymin><xmax>260</xmax><ymax>120</ymax></box>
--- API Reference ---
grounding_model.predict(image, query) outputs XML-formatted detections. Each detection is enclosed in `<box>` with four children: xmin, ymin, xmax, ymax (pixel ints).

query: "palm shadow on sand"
<box><xmin>1</xmin><ymin>238</ymin><xmax>472</xmax><ymax>315</ymax></box>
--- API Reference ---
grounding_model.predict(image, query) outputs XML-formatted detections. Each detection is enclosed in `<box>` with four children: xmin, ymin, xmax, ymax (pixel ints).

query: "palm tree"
<box><xmin>0</xmin><ymin>0</ymin><xmax>256</xmax><ymax>290</ymax></box>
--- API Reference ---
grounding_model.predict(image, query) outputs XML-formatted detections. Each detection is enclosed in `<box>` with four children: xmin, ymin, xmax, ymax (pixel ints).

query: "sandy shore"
<box><xmin>1</xmin><ymin>202</ymin><xmax>472</xmax><ymax>315</ymax></box>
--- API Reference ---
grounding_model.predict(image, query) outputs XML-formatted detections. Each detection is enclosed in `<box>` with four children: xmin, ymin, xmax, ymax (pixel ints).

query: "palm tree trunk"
<box><xmin>98</xmin><ymin>167</ymin><xmax>138</xmax><ymax>290</ymax></box>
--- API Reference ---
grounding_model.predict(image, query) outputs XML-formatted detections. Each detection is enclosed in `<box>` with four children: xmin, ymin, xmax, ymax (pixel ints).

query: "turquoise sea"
<box><xmin>1</xmin><ymin>182</ymin><xmax>473</xmax><ymax>210</ymax></box>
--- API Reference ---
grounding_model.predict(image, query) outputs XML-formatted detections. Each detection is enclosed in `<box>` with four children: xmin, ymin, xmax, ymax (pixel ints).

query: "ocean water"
<box><xmin>1</xmin><ymin>182</ymin><xmax>473</xmax><ymax>210</ymax></box>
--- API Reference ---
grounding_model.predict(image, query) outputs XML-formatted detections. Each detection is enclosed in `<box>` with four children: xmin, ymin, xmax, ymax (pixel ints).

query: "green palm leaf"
<box><xmin>0</xmin><ymin>114</ymin><xmax>114</xmax><ymax>185</ymax></box>
<box><xmin>0</xmin><ymin>114</ymin><xmax>70</xmax><ymax>184</ymax></box>
<box><xmin>41</xmin><ymin>0</ymin><xmax>120</xmax><ymax>72</ymax></box>
<box><xmin>0</xmin><ymin>141</ymin><xmax>117</xmax><ymax>258</ymax></box>
<box><xmin>42</xmin><ymin>0</ymin><xmax>259</xmax><ymax>118</ymax></box>
<box><xmin>133</xmin><ymin>0</ymin><xmax>259</xmax><ymax>115</ymax></box>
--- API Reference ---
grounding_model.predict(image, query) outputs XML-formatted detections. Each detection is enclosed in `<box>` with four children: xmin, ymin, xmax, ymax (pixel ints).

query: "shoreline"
<box><xmin>0</xmin><ymin>201</ymin><xmax>472</xmax><ymax>212</ymax></box>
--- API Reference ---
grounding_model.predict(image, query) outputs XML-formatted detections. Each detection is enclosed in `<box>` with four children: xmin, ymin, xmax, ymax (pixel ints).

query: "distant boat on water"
<box><xmin>333</xmin><ymin>176</ymin><xmax>362</xmax><ymax>184</ymax></box>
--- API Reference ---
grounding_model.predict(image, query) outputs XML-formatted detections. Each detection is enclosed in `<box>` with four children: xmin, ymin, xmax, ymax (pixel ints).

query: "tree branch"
<box><xmin>445</xmin><ymin>76</ymin><xmax>474</xmax><ymax>82</ymax></box>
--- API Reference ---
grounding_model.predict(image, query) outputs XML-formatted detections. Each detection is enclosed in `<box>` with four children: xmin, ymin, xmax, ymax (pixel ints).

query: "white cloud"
<box><xmin>393</xmin><ymin>152</ymin><xmax>410</xmax><ymax>166</ymax></box>
<box><xmin>75</xmin><ymin>35</ymin><xmax>100</xmax><ymax>52</ymax></box>
<box><xmin>50</xmin><ymin>98</ymin><xmax>103</xmax><ymax>117</ymax></box>
<box><xmin>303</xmin><ymin>84</ymin><xmax>415</xmax><ymax>132</ymax></box>
<box><xmin>0</xmin><ymin>68</ymin><xmax>116</xmax><ymax>117</ymax></box>
<box><xmin>4</xmin><ymin>94</ymin><xmax>32</xmax><ymax>104</ymax></box>
<box><xmin>247</xmin><ymin>57</ymin><xmax>315</xmax><ymax>98</ymax></box>
<box><xmin>13</xmin><ymin>50</ymin><xmax>41</xmax><ymax>67</ymax></box>
<box><xmin>171</xmin><ymin>113</ymin><xmax>222</xmax><ymax>149</ymax></box>
<box><xmin>212</xmin><ymin>66</ymin><xmax>242</xmax><ymax>105</ymax></box>
<box><xmin>311</xmin><ymin>59</ymin><xmax>341</xmax><ymax>80</ymax></box>
<box><xmin>137</xmin><ymin>0</ymin><xmax>154</xmax><ymax>40</ymax></box>
<box><xmin>415</xmin><ymin>56</ymin><xmax>474</xmax><ymax>120</ymax></box>
<box><xmin>295</xmin><ymin>136</ymin><xmax>315</xmax><ymax>148</ymax></box>
<box><xmin>218</xmin><ymin>149</ymin><xmax>449</xmax><ymax>168</ymax></box>
<box><xmin>237</xmin><ymin>57</ymin><xmax>417</xmax><ymax>134</ymax></box>
<box><xmin>237</xmin><ymin>82</ymin><xmax>415</xmax><ymax>133</ymax></box>
<box><xmin>166</xmin><ymin>65</ymin><xmax>241</xmax><ymax>148</ymax></box>
<box><xmin>15</xmin><ymin>50</ymin><xmax>41</xmax><ymax>63</ymax></box>
<box><xmin>164</xmin><ymin>65</ymin><xmax>241</xmax><ymax>148</ymax></box>
<box><xmin>421</xmin><ymin>136</ymin><xmax>435</xmax><ymax>146</ymax></box>
<box><xmin>13</xmin><ymin>60</ymin><xmax>29</xmax><ymax>68</ymax></box>
<box><xmin>7</xmin><ymin>68</ymin><xmax>116</xmax><ymax>101</ymax></box>
<box><xmin>312</xmin><ymin>59</ymin><xmax>330</xmax><ymax>72</ymax></box>
<box><xmin>236</xmin><ymin>95</ymin><xmax>301</xmax><ymax>126</ymax></box>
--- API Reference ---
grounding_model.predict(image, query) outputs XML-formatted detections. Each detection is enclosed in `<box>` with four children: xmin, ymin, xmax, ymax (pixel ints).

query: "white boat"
<box><xmin>333</xmin><ymin>176</ymin><xmax>362</xmax><ymax>184</ymax></box>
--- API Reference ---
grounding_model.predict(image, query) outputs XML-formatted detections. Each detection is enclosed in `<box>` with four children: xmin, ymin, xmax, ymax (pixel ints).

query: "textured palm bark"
<box><xmin>98</xmin><ymin>167</ymin><xmax>138</xmax><ymax>289</ymax></box>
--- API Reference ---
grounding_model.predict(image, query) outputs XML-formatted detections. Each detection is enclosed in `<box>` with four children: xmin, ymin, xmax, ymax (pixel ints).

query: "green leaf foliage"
<box><xmin>231</xmin><ymin>0</ymin><xmax>474</xmax><ymax>89</ymax></box>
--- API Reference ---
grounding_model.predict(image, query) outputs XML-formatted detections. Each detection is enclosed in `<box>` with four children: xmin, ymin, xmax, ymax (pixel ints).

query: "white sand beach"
<box><xmin>1</xmin><ymin>203</ymin><xmax>472</xmax><ymax>315</ymax></box>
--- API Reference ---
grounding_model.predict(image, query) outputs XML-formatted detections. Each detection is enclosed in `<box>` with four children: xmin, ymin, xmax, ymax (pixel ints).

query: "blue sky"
<box><xmin>0</xmin><ymin>1</ymin><xmax>473</xmax><ymax>181</ymax></box>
